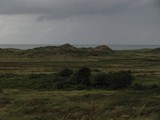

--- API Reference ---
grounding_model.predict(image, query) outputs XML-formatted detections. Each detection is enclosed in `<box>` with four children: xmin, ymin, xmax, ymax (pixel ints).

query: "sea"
<box><xmin>0</xmin><ymin>44</ymin><xmax>160</xmax><ymax>50</ymax></box>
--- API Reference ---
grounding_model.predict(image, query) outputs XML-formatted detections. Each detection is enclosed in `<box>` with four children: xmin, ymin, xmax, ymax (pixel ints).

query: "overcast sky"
<box><xmin>0</xmin><ymin>0</ymin><xmax>160</xmax><ymax>45</ymax></box>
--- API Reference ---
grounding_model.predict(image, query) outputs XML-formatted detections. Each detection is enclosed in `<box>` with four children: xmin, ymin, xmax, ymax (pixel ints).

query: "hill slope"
<box><xmin>20</xmin><ymin>43</ymin><xmax>114</xmax><ymax>57</ymax></box>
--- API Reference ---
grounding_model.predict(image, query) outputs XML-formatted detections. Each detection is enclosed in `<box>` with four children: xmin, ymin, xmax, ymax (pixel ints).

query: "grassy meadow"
<box><xmin>0</xmin><ymin>45</ymin><xmax>160</xmax><ymax>120</ymax></box>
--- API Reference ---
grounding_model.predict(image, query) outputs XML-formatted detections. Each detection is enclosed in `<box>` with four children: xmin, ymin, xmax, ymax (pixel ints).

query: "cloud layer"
<box><xmin>0</xmin><ymin>0</ymin><xmax>146</xmax><ymax>19</ymax></box>
<box><xmin>0</xmin><ymin>0</ymin><xmax>159</xmax><ymax>44</ymax></box>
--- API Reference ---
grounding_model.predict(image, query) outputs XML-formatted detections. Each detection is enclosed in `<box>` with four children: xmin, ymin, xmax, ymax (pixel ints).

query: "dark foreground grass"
<box><xmin>0</xmin><ymin>89</ymin><xmax>160</xmax><ymax>120</ymax></box>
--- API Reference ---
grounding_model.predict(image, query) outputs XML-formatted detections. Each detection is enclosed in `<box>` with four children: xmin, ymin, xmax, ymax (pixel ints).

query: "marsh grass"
<box><xmin>0</xmin><ymin>89</ymin><xmax>159</xmax><ymax>120</ymax></box>
<box><xmin>0</xmin><ymin>48</ymin><xmax>159</xmax><ymax>119</ymax></box>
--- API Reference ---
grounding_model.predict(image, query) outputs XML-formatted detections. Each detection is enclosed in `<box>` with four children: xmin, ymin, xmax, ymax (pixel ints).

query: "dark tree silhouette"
<box><xmin>74</xmin><ymin>67</ymin><xmax>91</xmax><ymax>86</ymax></box>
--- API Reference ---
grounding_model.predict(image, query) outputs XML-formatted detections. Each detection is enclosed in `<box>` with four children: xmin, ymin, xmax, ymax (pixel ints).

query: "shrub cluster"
<box><xmin>58</xmin><ymin>68</ymin><xmax>73</xmax><ymax>77</ymax></box>
<box><xmin>59</xmin><ymin>67</ymin><xmax>134</xmax><ymax>89</ymax></box>
<box><xmin>91</xmin><ymin>70</ymin><xmax>133</xmax><ymax>89</ymax></box>
<box><xmin>107</xmin><ymin>71</ymin><xmax>133</xmax><ymax>89</ymax></box>
<box><xmin>0</xmin><ymin>67</ymin><xmax>134</xmax><ymax>90</ymax></box>
<box><xmin>73</xmin><ymin>67</ymin><xmax>91</xmax><ymax>86</ymax></box>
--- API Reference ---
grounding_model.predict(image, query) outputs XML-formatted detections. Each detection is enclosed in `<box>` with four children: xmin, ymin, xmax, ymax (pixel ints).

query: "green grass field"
<box><xmin>0</xmin><ymin>89</ymin><xmax>160</xmax><ymax>120</ymax></box>
<box><xmin>0</xmin><ymin>47</ymin><xmax>160</xmax><ymax>120</ymax></box>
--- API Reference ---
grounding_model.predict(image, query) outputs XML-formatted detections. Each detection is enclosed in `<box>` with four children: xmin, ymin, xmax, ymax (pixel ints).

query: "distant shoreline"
<box><xmin>0</xmin><ymin>44</ymin><xmax>160</xmax><ymax>50</ymax></box>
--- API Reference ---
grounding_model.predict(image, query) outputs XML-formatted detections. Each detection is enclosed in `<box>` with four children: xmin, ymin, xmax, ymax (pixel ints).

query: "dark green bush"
<box><xmin>58</xmin><ymin>68</ymin><xmax>73</xmax><ymax>77</ymax></box>
<box><xmin>0</xmin><ymin>68</ymin><xmax>134</xmax><ymax>90</ymax></box>
<box><xmin>73</xmin><ymin>67</ymin><xmax>91</xmax><ymax>86</ymax></box>
<box><xmin>91</xmin><ymin>72</ymin><xmax>108</xmax><ymax>87</ymax></box>
<box><xmin>108</xmin><ymin>71</ymin><xmax>133</xmax><ymax>89</ymax></box>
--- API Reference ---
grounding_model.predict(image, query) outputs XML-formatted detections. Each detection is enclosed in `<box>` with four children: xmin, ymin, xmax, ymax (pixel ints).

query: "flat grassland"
<box><xmin>0</xmin><ymin>48</ymin><xmax>160</xmax><ymax>120</ymax></box>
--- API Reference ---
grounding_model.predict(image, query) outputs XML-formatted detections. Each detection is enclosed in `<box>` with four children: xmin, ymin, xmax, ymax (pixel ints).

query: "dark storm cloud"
<box><xmin>156</xmin><ymin>0</ymin><xmax>160</xmax><ymax>6</ymax></box>
<box><xmin>36</xmin><ymin>0</ymin><xmax>137</xmax><ymax>21</ymax></box>
<box><xmin>0</xmin><ymin>0</ymin><xmax>52</xmax><ymax>14</ymax></box>
<box><xmin>0</xmin><ymin>0</ymin><xmax>160</xmax><ymax>45</ymax></box>
<box><xmin>0</xmin><ymin>0</ymin><xmax>137</xmax><ymax>20</ymax></box>
<box><xmin>0</xmin><ymin>0</ymin><xmax>159</xmax><ymax>20</ymax></box>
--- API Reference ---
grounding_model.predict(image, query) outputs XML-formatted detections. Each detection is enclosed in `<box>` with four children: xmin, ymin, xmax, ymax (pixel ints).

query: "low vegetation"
<box><xmin>0</xmin><ymin>89</ymin><xmax>160</xmax><ymax>120</ymax></box>
<box><xmin>0</xmin><ymin>67</ymin><xmax>134</xmax><ymax>90</ymax></box>
<box><xmin>0</xmin><ymin>44</ymin><xmax>159</xmax><ymax>120</ymax></box>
